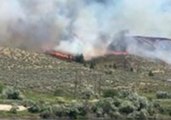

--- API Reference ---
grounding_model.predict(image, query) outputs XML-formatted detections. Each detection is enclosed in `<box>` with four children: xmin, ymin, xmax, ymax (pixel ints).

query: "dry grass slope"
<box><xmin>0</xmin><ymin>47</ymin><xmax>171</xmax><ymax>96</ymax></box>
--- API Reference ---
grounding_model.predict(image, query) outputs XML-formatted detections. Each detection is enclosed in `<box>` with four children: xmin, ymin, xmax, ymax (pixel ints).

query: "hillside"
<box><xmin>0</xmin><ymin>47</ymin><xmax>106</xmax><ymax>93</ymax></box>
<box><xmin>0</xmin><ymin>47</ymin><xmax>171</xmax><ymax>119</ymax></box>
<box><xmin>0</xmin><ymin>47</ymin><xmax>170</xmax><ymax>95</ymax></box>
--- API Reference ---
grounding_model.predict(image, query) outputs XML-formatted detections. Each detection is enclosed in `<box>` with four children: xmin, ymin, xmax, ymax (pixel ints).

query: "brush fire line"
<box><xmin>46</xmin><ymin>50</ymin><xmax>74</xmax><ymax>61</ymax></box>
<box><xmin>108</xmin><ymin>51</ymin><xmax>128</xmax><ymax>56</ymax></box>
<box><xmin>46</xmin><ymin>49</ymin><xmax>129</xmax><ymax>63</ymax></box>
<box><xmin>46</xmin><ymin>50</ymin><xmax>84</xmax><ymax>63</ymax></box>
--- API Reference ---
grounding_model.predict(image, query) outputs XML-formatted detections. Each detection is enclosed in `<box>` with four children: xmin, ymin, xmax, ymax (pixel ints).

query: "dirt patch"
<box><xmin>0</xmin><ymin>104</ymin><xmax>27</xmax><ymax>111</ymax></box>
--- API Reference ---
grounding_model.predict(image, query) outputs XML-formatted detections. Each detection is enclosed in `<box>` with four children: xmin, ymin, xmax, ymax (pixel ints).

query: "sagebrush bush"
<box><xmin>109</xmin><ymin>111</ymin><xmax>122</xmax><ymax>120</ymax></box>
<box><xmin>10</xmin><ymin>104</ymin><xmax>19</xmax><ymax>114</ymax></box>
<box><xmin>40</xmin><ymin>105</ymin><xmax>54</xmax><ymax>119</ymax></box>
<box><xmin>138</xmin><ymin>97</ymin><xmax>149</xmax><ymax>110</ymax></box>
<box><xmin>148</xmin><ymin>71</ymin><xmax>154</xmax><ymax>76</ymax></box>
<box><xmin>138</xmin><ymin>109</ymin><xmax>149</xmax><ymax>120</ymax></box>
<box><xmin>113</xmin><ymin>97</ymin><xmax>122</xmax><ymax>107</ymax></box>
<box><xmin>22</xmin><ymin>99</ymin><xmax>36</xmax><ymax>107</ymax></box>
<box><xmin>40</xmin><ymin>109</ymin><xmax>53</xmax><ymax>119</ymax></box>
<box><xmin>40</xmin><ymin>103</ymin><xmax>88</xmax><ymax>119</ymax></box>
<box><xmin>102</xmin><ymin>89</ymin><xmax>118</xmax><ymax>98</ymax></box>
<box><xmin>147</xmin><ymin>103</ymin><xmax>156</xmax><ymax>116</ymax></box>
<box><xmin>81</xmin><ymin>89</ymin><xmax>94</xmax><ymax>100</ymax></box>
<box><xmin>28</xmin><ymin>103</ymin><xmax>41</xmax><ymax>113</ymax></box>
<box><xmin>163</xmin><ymin>108</ymin><xmax>171</xmax><ymax>116</ymax></box>
<box><xmin>89</xmin><ymin>61</ymin><xmax>96</xmax><ymax>69</ymax></box>
<box><xmin>94</xmin><ymin>90</ymin><xmax>157</xmax><ymax>119</ymax></box>
<box><xmin>0</xmin><ymin>82</ymin><xmax>4</xmax><ymax>94</ymax></box>
<box><xmin>54</xmin><ymin>87</ymin><xmax>67</xmax><ymax>97</ymax></box>
<box><xmin>37</xmin><ymin>90</ymin><xmax>159</xmax><ymax>119</ymax></box>
<box><xmin>128</xmin><ymin>109</ymin><xmax>148</xmax><ymax>120</ymax></box>
<box><xmin>169</xmin><ymin>110</ymin><xmax>171</xmax><ymax>116</ymax></box>
<box><xmin>67</xmin><ymin>105</ymin><xmax>80</xmax><ymax>119</ymax></box>
<box><xmin>94</xmin><ymin>97</ymin><xmax>118</xmax><ymax>118</ymax></box>
<box><xmin>52</xmin><ymin>105</ymin><xmax>67</xmax><ymax>117</ymax></box>
<box><xmin>119</xmin><ymin>90</ymin><xmax>132</xmax><ymax>98</ymax></box>
<box><xmin>67</xmin><ymin>103</ymin><xmax>87</xmax><ymax>119</ymax></box>
<box><xmin>156</xmin><ymin>91</ymin><xmax>169</xmax><ymax>99</ymax></box>
<box><xmin>119</xmin><ymin>101</ymin><xmax>135</xmax><ymax>114</ymax></box>
<box><xmin>2</xmin><ymin>87</ymin><xmax>24</xmax><ymax>100</ymax></box>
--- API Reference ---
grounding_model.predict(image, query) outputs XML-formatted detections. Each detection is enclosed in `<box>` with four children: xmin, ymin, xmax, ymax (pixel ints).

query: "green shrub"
<box><xmin>138</xmin><ymin>97</ymin><xmax>149</xmax><ymax>110</ymax></box>
<box><xmin>40</xmin><ymin>109</ymin><xmax>53</xmax><ymax>119</ymax></box>
<box><xmin>130</xmin><ymin>67</ymin><xmax>134</xmax><ymax>72</ymax></box>
<box><xmin>2</xmin><ymin>87</ymin><xmax>24</xmax><ymax>100</ymax></box>
<box><xmin>55</xmin><ymin>97</ymin><xmax>66</xmax><ymax>104</ymax></box>
<box><xmin>105</xmin><ymin>70</ymin><xmax>113</xmax><ymax>75</ymax></box>
<box><xmin>119</xmin><ymin>90</ymin><xmax>132</xmax><ymax>98</ymax></box>
<box><xmin>109</xmin><ymin>111</ymin><xmax>122</xmax><ymax>120</ymax></box>
<box><xmin>10</xmin><ymin>104</ymin><xmax>19</xmax><ymax>114</ymax></box>
<box><xmin>163</xmin><ymin>108</ymin><xmax>171</xmax><ymax>116</ymax></box>
<box><xmin>148</xmin><ymin>71</ymin><xmax>154</xmax><ymax>76</ymax></box>
<box><xmin>40</xmin><ymin>103</ymin><xmax>88</xmax><ymax>119</ymax></box>
<box><xmin>40</xmin><ymin>105</ymin><xmax>54</xmax><ymax>119</ymax></box>
<box><xmin>61</xmin><ymin>103</ymin><xmax>87</xmax><ymax>119</ymax></box>
<box><xmin>96</xmin><ymin>107</ymin><xmax>103</xmax><ymax>117</ymax></box>
<box><xmin>158</xmin><ymin>107</ymin><xmax>165</xmax><ymax>114</ymax></box>
<box><xmin>22</xmin><ymin>99</ymin><xmax>36</xmax><ymax>107</ymax></box>
<box><xmin>81</xmin><ymin>89</ymin><xmax>94</xmax><ymax>100</ymax></box>
<box><xmin>0</xmin><ymin>82</ymin><xmax>4</xmax><ymax>94</ymax></box>
<box><xmin>77</xmin><ymin>105</ymin><xmax>87</xmax><ymax>116</ymax></box>
<box><xmin>119</xmin><ymin>101</ymin><xmax>135</xmax><ymax>114</ymax></box>
<box><xmin>109</xmin><ymin>64</ymin><xmax>112</xmax><ymax>68</ymax></box>
<box><xmin>52</xmin><ymin>105</ymin><xmax>67</xmax><ymax>117</ymax></box>
<box><xmin>137</xmin><ymin>109</ymin><xmax>148</xmax><ymax>120</ymax></box>
<box><xmin>39</xmin><ymin>90</ymin><xmax>158</xmax><ymax>119</ymax></box>
<box><xmin>94</xmin><ymin>97</ymin><xmax>117</xmax><ymax>117</ymax></box>
<box><xmin>128</xmin><ymin>109</ymin><xmax>148</xmax><ymax>120</ymax></box>
<box><xmin>67</xmin><ymin>105</ymin><xmax>80</xmax><ymax>119</ymax></box>
<box><xmin>113</xmin><ymin>97</ymin><xmax>122</xmax><ymax>107</ymax></box>
<box><xmin>167</xmin><ymin>93</ymin><xmax>171</xmax><ymax>99</ymax></box>
<box><xmin>28</xmin><ymin>103</ymin><xmax>41</xmax><ymax>113</ymax></box>
<box><xmin>169</xmin><ymin>110</ymin><xmax>171</xmax><ymax>116</ymax></box>
<box><xmin>103</xmin><ymin>89</ymin><xmax>118</xmax><ymax>98</ymax></box>
<box><xmin>156</xmin><ymin>91</ymin><xmax>169</xmax><ymax>99</ymax></box>
<box><xmin>147</xmin><ymin>103</ymin><xmax>156</xmax><ymax>116</ymax></box>
<box><xmin>127</xmin><ymin>92</ymin><xmax>139</xmax><ymax>101</ymax></box>
<box><xmin>40</xmin><ymin>105</ymin><xmax>69</xmax><ymax>119</ymax></box>
<box><xmin>66</xmin><ymin>103</ymin><xmax>87</xmax><ymax>119</ymax></box>
<box><xmin>113</xmin><ymin>64</ymin><xmax>117</xmax><ymax>69</ymax></box>
<box><xmin>54</xmin><ymin>87</ymin><xmax>67</xmax><ymax>97</ymax></box>
<box><xmin>90</xmin><ymin>61</ymin><xmax>96</xmax><ymax>69</ymax></box>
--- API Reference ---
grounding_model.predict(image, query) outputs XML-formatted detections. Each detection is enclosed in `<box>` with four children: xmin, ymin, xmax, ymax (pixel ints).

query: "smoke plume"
<box><xmin>0</xmin><ymin>0</ymin><xmax>171</xmax><ymax>62</ymax></box>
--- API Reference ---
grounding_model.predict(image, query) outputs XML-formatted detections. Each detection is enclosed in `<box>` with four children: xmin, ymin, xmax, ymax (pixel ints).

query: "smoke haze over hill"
<box><xmin>0</xmin><ymin>0</ymin><xmax>171</xmax><ymax>61</ymax></box>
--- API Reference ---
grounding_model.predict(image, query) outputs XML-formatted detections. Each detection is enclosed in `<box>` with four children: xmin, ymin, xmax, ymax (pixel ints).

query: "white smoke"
<box><xmin>0</xmin><ymin>0</ymin><xmax>171</xmax><ymax>62</ymax></box>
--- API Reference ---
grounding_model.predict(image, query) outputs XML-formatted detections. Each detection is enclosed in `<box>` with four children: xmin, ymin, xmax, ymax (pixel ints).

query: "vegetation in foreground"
<box><xmin>0</xmin><ymin>83</ymin><xmax>170</xmax><ymax>120</ymax></box>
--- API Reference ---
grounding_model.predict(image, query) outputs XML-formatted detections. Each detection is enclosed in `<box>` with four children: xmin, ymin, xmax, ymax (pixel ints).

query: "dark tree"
<box><xmin>90</xmin><ymin>61</ymin><xmax>96</xmax><ymax>69</ymax></box>
<box><xmin>148</xmin><ymin>71</ymin><xmax>154</xmax><ymax>76</ymax></box>
<box><xmin>75</xmin><ymin>54</ymin><xmax>84</xmax><ymax>63</ymax></box>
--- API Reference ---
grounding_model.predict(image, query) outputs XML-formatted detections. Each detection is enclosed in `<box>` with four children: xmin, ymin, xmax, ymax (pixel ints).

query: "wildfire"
<box><xmin>108</xmin><ymin>51</ymin><xmax>128</xmax><ymax>56</ymax></box>
<box><xmin>46</xmin><ymin>50</ymin><xmax>74</xmax><ymax>61</ymax></box>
